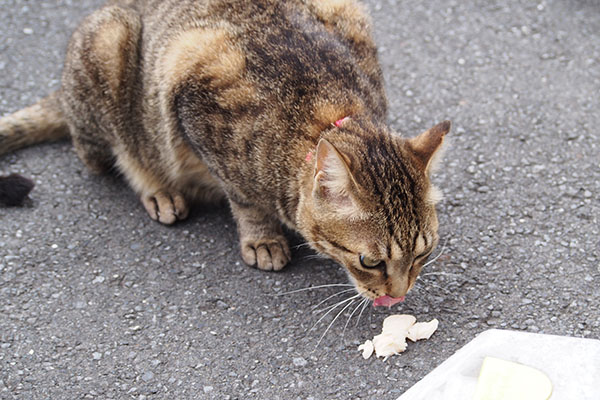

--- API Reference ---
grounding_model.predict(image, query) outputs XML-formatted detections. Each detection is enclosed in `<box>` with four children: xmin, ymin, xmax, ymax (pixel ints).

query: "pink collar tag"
<box><xmin>305</xmin><ymin>151</ymin><xmax>313</xmax><ymax>163</ymax></box>
<box><xmin>306</xmin><ymin>116</ymin><xmax>349</xmax><ymax>163</ymax></box>
<box><xmin>334</xmin><ymin>117</ymin><xmax>350</xmax><ymax>127</ymax></box>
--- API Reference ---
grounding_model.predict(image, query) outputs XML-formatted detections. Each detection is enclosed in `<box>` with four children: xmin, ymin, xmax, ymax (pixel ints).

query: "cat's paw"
<box><xmin>240</xmin><ymin>236</ymin><xmax>291</xmax><ymax>271</ymax></box>
<box><xmin>141</xmin><ymin>190</ymin><xmax>189</xmax><ymax>225</ymax></box>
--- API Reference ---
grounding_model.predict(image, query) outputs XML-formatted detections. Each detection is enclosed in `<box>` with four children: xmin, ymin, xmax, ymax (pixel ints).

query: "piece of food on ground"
<box><xmin>407</xmin><ymin>319</ymin><xmax>439</xmax><ymax>342</ymax></box>
<box><xmin>358</xmin><ymin>340</ymin><xmax>374</xmax><ymax>359</ymax></box>
<box><xmin>358</xmin><ymin>314</ymin><xmax>439</xmax><ymax>359</ymax></box>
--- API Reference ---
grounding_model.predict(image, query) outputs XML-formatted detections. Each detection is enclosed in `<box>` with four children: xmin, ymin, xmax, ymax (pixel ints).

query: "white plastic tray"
<box><xmin>398</xmin><ymin>329</ymin><xmax>600</xmax><ymax>399</ymax></box>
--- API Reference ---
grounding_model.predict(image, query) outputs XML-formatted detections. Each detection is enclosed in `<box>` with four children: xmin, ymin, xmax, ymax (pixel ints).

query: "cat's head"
<box><xmin>297</xmin><ymin>117</ymin><xmax>450</xmax><ymax>302</ymax></box>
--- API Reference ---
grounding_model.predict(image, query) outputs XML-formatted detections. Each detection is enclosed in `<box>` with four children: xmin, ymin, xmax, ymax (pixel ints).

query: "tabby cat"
<box><xmin>0</xmin><ymin>0</ymin><xmax>450</xmax><ymax>303</ymax></box>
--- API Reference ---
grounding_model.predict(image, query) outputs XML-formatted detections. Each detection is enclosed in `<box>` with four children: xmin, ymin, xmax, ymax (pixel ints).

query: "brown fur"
<box><xmin>0</xmin><ymin>0</ymin><xmax>450</xmax><ymax>301</ymax></box>
<box><xmin>0</xmin><ymin>93</ymin><xmax>69</xmax><ymax>156</ymax></box>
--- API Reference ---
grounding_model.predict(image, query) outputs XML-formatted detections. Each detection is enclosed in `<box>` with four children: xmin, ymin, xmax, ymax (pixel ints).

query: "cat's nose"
<box><xmin>386</xmin><ymin>279</ymin><xmax>411</xmax><ymax>299</ymax></box>
<box><xmin>388</xmin><ymin>289</ymin><xmax>408</xmax><ymax>299</ymax></box>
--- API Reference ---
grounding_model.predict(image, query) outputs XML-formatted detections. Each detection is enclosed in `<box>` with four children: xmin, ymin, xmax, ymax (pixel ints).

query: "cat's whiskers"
<box><xmin>273</xmin><ymin>283</ymin><xmax>353</xmax><ymax>296</ymax></box>
<box><xmin>413</xmin><ymin>241</ymin><xmax>455</xmax><ymax>294</ymax></box>
<box><xmin>310</xmin><ymin>288</ymin><xmax>357</xmax><ymax>311</ymax></box>
<box><xmin>293</xmin><ymin>240</ymin><xmax>330</xmax><ymax>262</ymax></box>
<box><xmin>355</xmin><ymin>297</ymin><xmax>371</xmax><ymax>328</ymax></box>
<box><xmin>342</xmin><ymin>297</ymin><xmax>369</xmax><ymax>338</ymax></box>
<box><xmin>292</xmin><ymin>242</ymin><xmax>314</xmax><ymax>250</ymax></box>
<box><xmin>298</xmin><ymin>254</ymin><xmax>328</xmax><ymax>262</ymax></box>
<box><xmin>421</xmin><ymin>271</ymin><xmax>460</xmax><ymax>278</ymax></box>
<box><xmin>308</xmin><ymin>293</ymin><xmax>361</xmax><ymax>333</ymax></box>
<box><xmin>313</xmin><ymin>297</ymin><xmax>359</xmax><ymax>351</ymax></box>
<box><xmin>415</xmin><ymin>278</ymin><xmax>452</xmax><ymax>295</ymax></box>
<box><xmin>292</xmin><ymin>240</ymin><xmax>328</xmax><ymax>250</ymax></box>
<box><xmin>312</xmin><ymin>293</ymin><xmax>361</xmax><ymax>314</ymax></box>
<box><xmin>423</xmin><ymin>239</ymin><xmax>448</xmax><ymax>268</ymax></box>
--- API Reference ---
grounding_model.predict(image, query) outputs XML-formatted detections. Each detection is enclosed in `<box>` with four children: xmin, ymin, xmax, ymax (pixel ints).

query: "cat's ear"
<box><xmin>313</xmin><ymin>138</ymin><xmax>357</xmax><ymax>210</ymax></box>
<box><xmin>408</xmin><ymin>120</ymin><xmax>451</xmax><ymax>174</ymax></box>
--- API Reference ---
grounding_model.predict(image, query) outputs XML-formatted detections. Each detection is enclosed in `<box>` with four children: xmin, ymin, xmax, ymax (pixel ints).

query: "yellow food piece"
<box><xmin>474</xmin><ymin>357</ymin><xmax>553</xmax><ymax>400</ymax></box>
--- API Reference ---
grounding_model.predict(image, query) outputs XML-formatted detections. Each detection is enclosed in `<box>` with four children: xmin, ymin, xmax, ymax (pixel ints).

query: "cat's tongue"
<box><xmin>373</xmin><ymin>295</ymin><xmax>405</xmax><ymax>308</ymax></box>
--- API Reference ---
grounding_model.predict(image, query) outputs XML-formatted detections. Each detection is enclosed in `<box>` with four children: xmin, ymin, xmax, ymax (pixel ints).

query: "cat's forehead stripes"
<box><xmin>360</xmin><ymin>139</ymin><xmax>423</xmax><ymax>258</ymax></box>
<box><xmin>361</xmin><ymin>140</ymin><xmax>414</xmax><ymax>207</ymax></box>
<box><xmin>388</xmin><ymin>237</ymin><xmax>402</xmax><ymax>260</ymax></box>
<box><xmin>388</xmin><ymin>231</ymin><xmax>432</xmax><ymax>261</ymax></box>
<box><xmin>373</xmin><ymin>242</ymin><xmax>389</xmax><ymax>260</ymax></box>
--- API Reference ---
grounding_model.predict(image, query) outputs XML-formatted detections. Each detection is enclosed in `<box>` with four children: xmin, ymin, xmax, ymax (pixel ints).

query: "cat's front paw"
<box><xmin>240</xmin><ymin>236</ymin><xmax>291</xmax><ymax>271</ymax></box>
<box><xmin>141</xmin><ymin>190</ymin><xmax>189</xmax><ymax>225</ymax></box>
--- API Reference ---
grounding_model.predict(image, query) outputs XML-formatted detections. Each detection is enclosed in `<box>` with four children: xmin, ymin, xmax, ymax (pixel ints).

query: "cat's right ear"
<box><xmin>408</xmin><ymin>120</ymin><xmax>451</xmax><ymax>174</ymax></box>
<box><xmin>313</xmin><ymin>139</ymin><xmax>358</xmax><ymax>211</ymax></box>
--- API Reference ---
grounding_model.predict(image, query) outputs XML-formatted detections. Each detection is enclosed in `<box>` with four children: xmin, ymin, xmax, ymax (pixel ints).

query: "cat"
<box><xmin>0</xmin><ymin>0</ymin><xmax>450</xmax><ymax>304</ymax></box>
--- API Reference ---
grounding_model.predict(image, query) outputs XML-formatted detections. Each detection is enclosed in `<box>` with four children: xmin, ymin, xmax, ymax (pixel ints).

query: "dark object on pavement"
<box><xmin>0</xmin><ymin>173</ymin><xmax>34</xmax><ymax>206</ymax></box>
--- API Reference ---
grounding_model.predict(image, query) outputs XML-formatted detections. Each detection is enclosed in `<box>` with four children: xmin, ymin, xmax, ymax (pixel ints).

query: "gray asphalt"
<box><xmin>1</xmin><ymin>0</ymin><xmax>599</xmax><ymax>399</ymax></box>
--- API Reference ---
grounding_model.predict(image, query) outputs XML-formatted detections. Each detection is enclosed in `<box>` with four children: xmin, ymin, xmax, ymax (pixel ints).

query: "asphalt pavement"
<box><xmin>1</xmin><ymin>0</ymin><xmax>599</xmax><ymax>399</ymax></box>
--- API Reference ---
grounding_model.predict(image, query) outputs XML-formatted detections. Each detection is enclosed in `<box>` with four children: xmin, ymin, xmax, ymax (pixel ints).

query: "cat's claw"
<box><xmin>141</xmin><ymin>190</ymin><xmax>189</xmax><ymax>225</ymax></box>
<box><xmin>241</xmin><ymin>237</ymin><xmax>291</xmax><ymax>271</ymax></box>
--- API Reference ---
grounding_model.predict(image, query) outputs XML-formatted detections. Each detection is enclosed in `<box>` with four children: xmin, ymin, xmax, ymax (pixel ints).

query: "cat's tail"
<box><xmin>0</xmin><ymin>91</ymin><xmax>70</xmax><ymax>157</ymax></box>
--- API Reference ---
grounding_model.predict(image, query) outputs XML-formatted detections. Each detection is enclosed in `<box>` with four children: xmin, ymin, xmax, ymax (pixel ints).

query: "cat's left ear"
<box><xmin>408</xmin><ymin>120</ymin><xmax>451</xmax><ymax>174</ymax></box>
<box><xmin>313</xmin><ymin>138</ymin><xmax>359</xmax><ymax>211</ymax></box>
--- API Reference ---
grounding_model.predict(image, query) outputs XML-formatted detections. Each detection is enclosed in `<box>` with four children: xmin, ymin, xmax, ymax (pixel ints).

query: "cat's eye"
<box><xmin>359</xmin><ymin>255</ymin><xmax>383</xmax><ymax>269</ymax></box>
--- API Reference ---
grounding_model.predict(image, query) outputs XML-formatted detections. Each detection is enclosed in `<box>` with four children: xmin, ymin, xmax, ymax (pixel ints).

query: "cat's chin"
<box><xmin>373</xmin><ymin>295</ymin><xmax>405</xmax><ymax>308</ymax></box>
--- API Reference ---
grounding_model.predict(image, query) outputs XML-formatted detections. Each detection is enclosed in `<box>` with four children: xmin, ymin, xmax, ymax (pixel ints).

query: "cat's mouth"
<box><xmin>373</xmin><ymin>295</ymin><xmax>405</xmax><ymax>308</ymax></box>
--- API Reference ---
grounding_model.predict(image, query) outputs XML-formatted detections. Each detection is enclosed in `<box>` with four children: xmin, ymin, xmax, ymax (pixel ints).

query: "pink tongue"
<box><xmin>373</xmin><ymin>295</ymin><xmax>405</xmax><ymax>308</ymax></box>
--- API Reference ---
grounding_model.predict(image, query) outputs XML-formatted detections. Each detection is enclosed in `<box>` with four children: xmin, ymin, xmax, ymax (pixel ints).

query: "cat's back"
<box><xmin>134</xmin><ymin>0</ymin><xmax>385</xmax><ymax>124</ymax></box>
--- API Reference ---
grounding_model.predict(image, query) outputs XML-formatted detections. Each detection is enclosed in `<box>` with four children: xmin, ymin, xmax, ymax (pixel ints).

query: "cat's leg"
<box><xmin>60</xmin><ymin>5</ymin><xmax>190</xmax><ymax>224</ymax></box>
<box><xmin>60</xmin><ymin>5</ymin><xmax>142</xmax><ymax>174</ymax></box>
<box><xmin>67</xmin><ymin>121</ymin><xmax>115</xmax><ymax>175</ymax></box>
<box><xmin>108</xmin><ymin>145</ymin><xmax>192</xmax><ymax>225</ymax></box>
<box><xmin>229</xmin><ymin>201</ymin><xmax>292</xmax><ymax>271</ymax></box>
<box><xmin>140</xmin><ymin>190</ymin><xmax>189</xmax><ymax>225</ymax></box>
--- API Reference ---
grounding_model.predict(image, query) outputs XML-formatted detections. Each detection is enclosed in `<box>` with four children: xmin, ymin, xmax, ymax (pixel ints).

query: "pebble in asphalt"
<box><xmin>1</xmin><ymin>0</ymin><xmax>599</xmax><ymax>399</ymax></box>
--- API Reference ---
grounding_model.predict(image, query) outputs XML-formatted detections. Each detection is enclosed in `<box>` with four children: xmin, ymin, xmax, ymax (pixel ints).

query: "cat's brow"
<box><xmin>413</xmin><ymin>234</ymin><xmax>427</xmax><ymax>255</ymax></box>
<box><xmin>373</xmin><ymin>242</ymin><xmax>387</xmax><ymax>259</ymax></box>
<box><xmin>328</xmin><ymin>239</ymin><xmax>352</xmax><ymax>254</ymax></box>
<box><xmin>388</xmin><ymin>237</ymin><xmax>403</xmax><ymax>260</ymax></box>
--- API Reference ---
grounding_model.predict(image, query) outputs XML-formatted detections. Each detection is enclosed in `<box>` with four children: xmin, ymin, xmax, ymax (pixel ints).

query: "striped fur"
<box><xmin>0</xmin><ymin>0</ymin><xmax>450</xmax><ymax>299</ymax></box>
<box><xmin>0</xmin><ymin>93</ymin><xmax>69</xmax><ymax>157</ymax></box>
